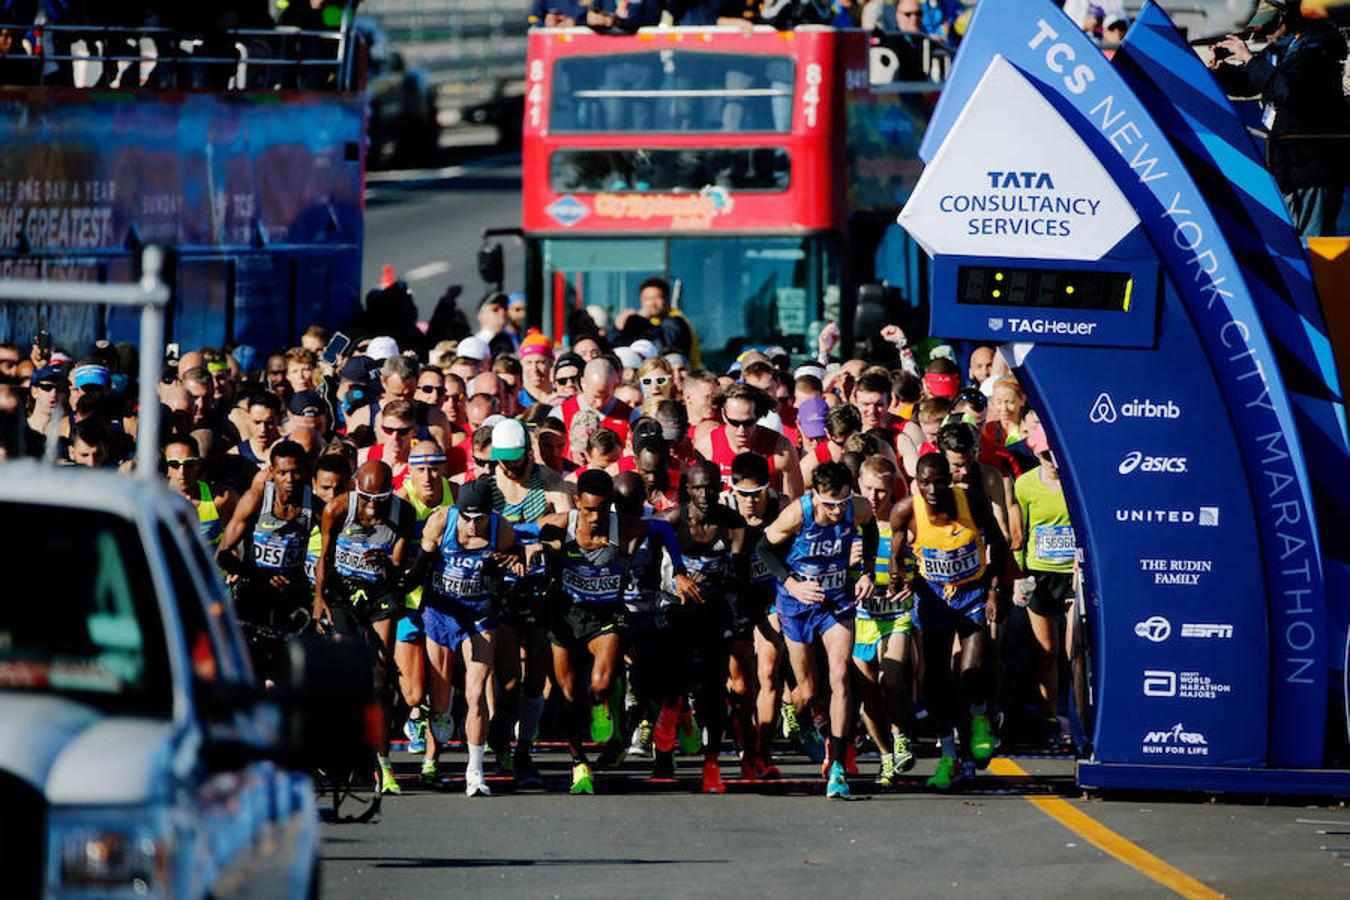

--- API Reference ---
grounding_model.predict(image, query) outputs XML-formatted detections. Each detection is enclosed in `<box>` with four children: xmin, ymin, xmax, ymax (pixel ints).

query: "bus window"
<box><xmin>550</xmin><ymin>148</ymin><xmax>790</xmax><ymax>194</ymax></box>
<box><xmin>550</xmin><ymin>52</ymin><xmax>795</xmax><ymax>134</ymax></box>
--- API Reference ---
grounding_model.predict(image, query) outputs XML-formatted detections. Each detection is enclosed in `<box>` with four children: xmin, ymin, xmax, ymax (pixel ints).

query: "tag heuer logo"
<box><xmin>986</xmin><ymin>317</ymin><xmax>1004</xmax><ymax>331</ymax></box>
<box><xmin>545</xmin><ymin>195</ymin><xmax>591</xmax><ymax>228</ymax></box>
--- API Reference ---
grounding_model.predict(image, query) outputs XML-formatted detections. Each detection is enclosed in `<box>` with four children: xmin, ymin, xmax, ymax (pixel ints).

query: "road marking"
<box><xmin>990</xmin><ymin>758</ymin><xmax>1224</xmax><ymax>899</ymax></box>
<box><xmin>405</xmin><ymin>260</ymin><xmax>452</xmax><ymax>282</ymax></box>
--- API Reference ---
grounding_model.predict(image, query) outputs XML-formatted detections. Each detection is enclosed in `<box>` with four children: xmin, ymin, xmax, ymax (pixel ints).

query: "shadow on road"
<box><xmin>327</xmin><ymin>856</ymin><xmax>728</xmax><ymax>869</ymax></box>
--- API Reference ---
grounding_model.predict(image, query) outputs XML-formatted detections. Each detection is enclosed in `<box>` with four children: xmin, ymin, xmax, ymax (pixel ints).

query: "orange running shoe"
<box><xmin>653</xmin><ymin>701</ymin><xmax>679</xmax><ymax>754</ymax></box>
<box><xmin>701</xmin><ymin>758</ymin><xmax>726</xmax><ymax>794</ymax></box>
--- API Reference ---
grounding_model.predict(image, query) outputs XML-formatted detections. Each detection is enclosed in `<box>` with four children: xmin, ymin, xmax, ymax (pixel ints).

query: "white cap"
<box><xmin>365</xmin><ymin>335</ymin><xmax>399</xmax><ymax>362</ymax></box>
<box><xmin>614</xmin><ymin>347</ymin><xmax>643</xmax><ymax>371</ymax></box>
<box><xmin>586</xmin><ymin>304</ymin><xmax>609</xmax><ymax>329</ymax></box>
<box><xmin>629</xmin><ymin>339</ymin><xmax>658</xmax><ymax>360</ymax></box>
<box><xmin>490</xmin><ymin>418</ymin><xmax>529</xmax><ymax>461</ymax></box>
<box><xmin>663</xmin><ymin>352</ymin><xmax>690</xmax><ymax>370</ymax></box>
<box><xmin>794</xmin><ymin>364</ymin><xmax>827</xmax><ymax>382</ymax></box>
<box><xmin>457</xmin><ymin>335</ymin><xmax>491</xmax><ymax>361</ymax></box>
<box><xmin>757</xmin><ymin>410</ymin><xmax>783</xmax><ymax>433</ymax></box>
<box><xmin>929</xmin><ymin>344</ymin><xmax>957</xmax><ymax>363</ymax></box>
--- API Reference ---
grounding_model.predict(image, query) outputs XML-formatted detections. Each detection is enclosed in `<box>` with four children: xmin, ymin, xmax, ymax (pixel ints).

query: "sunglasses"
<box><xmin>165</xmin><ymin>458</ymin><xmax>201</xmax><ymax>469</ymax></box>
<box><xmin>556</xmin><ymin>374</ymin><xmax>580</xmax><ymax>386</ymax></box>
<box><xmin>418</xmin><ymin>384</ymin><xmax>446</xmax><ymax>396</ymax></box>
<box><xmin>818</xmin><ymin>495</ymin><xmax>851</xmax><ymax>508</ymax></box>
<box><xmin>32</xmin><ymin>381</ymin><xmax>62</xmax><ymax>392</ymax></box>
<box><xmin>732</xmin><ymin>484</ymin><xmax>767</xmax><ymax>497</ymax></box>
<box><xmin>641</xmin><ymin>376</ymin><xmax>671</xmax><ymax>388</ymax></box>
<box><xmin>383</xmin><ymin>424</ymin><xmax>414</xmax><ymax>437</ymax></box>
<box><xmin>725</xmin><ymin>417</ymin><xmax>758</xmax><ymax>429</ymax></box>
<box><xmin>460</xmin><ymin>511</ymin><xmax>487</xmax><ymax>522</ymax></box>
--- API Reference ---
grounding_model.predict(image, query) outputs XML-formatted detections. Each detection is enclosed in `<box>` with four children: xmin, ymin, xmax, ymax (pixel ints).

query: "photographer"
<box><xmin>1208</xmin><ymin>0</ymin><xmax>1349</xmax><ymax>236</ymax></box>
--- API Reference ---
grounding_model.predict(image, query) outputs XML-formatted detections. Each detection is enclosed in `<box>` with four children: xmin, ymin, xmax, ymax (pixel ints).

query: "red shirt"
<box><xmin>709</xmin><ymin>425</ymin><xmax>781</xmax><ymax>491</ymax></box>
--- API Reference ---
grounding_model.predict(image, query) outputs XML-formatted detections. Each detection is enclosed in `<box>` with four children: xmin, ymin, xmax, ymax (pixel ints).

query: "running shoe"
<box><xmin>970</xmin><ymin>713</ymin><xmax>995</xmax><ymax>765</ymax></box>
<box><xmin>651</xmin><ymin>749</ymin><xmax>676</xmax><ymax>780</ymax></box>
<box><xmin>430</xmin><ymin>712</ymin><xmax>454</xmax><ymax>745</ymax></box>
<box><xmin>701</xmin><ymin>759</ymin><xmax>726</xmax><ymax>794</ymax></box>
<box><xmin>493</xmin><ymin>748</ymin><xmax>515</xmax><ymax>778</ymax></box>
<box><xmin>590</xmin><ymin>699</ymin><xmax>615</xmax><ymax>744</ymax></box>
<box><xmin>742</xmin><ymin>755</ymin><xmax>781</xmax><ymax>781</ymax></box>
<box><xmin>595</xmin><ymin>739</ymin><xmax>627</xmax><ymax>770</ymax></box>
<box><xmin>466</xmin><ymin>771</ymin><xmax>492</xmax><ymax>798</ymax></box>
<box><xmin>629</xmin><ymin>719</ymin><xmax>654</xmax><ymax>758</ymax></box>
<box><xmin>403</xmin><ymin>715</ymin><xmax>427</xmax><ymax>754</ymax></box>
<box><xmin>653</xmin><ymin>704</ymin><xmax>679</xmax><ymax>754</ymax></box>
<box><xmin>820</xmin><ymin>737</ymin><xmax>859</xmax><ymax>777</ymax></box>
<box><xmin>780</xmin><ymin>703</ymin><xmax>800</xmax><ymax>741</ymax></box>
<box><xmin>893</xmin><ymin>734</ymin><xmax>916</xmax><ymax>773</ymax></box>
<box><xmin>677</xmin><ymin>705</ymin><xmax>701</xmax><ymax>756</ymax></box>
<box><xmin>420</xmin><ymin>758</ymin><xmax>439</xmax><ymax>786</ymax></box>
<box><xmin>513</xmin><ymin>753</ymin><xmax>544</xmax><ymax>789</ymax></box>
<box><xmin>961</xmin><ymin>756</ymin><xmax>977</xmax><ymax>784</ymax></box>
<box><xmin>379</xmin><ymin>761</ymin><xmax>402</xmax><ymax>796</ymax></box>
<box><xmin>926</xmin><ymin>755</ymin><xmax>958</xmax><ymax>792</ymax></box>
<box><xmin>570</xmin><ymin>762</ymin><xmax>594</xmax><ymax>795</ymax></box>
<box><xmin>798</xmin><ymin>725</ymin><xmax>826</xmax><ymax>764</ymax></box>
<box><xmin>876</xmin><ymin>752</ymin><xmax>896</xmax><ymax>789</ymax></box>
<box><xmin>826</xmin><ymin>761</ymin><xmax>850</xmax><ymax>799</ymax></box>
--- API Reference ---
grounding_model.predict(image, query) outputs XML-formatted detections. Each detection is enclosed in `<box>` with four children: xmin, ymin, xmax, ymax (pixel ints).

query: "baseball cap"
<box><xmin>340</xmin><ymin>356</ymin><xmax>380</xmax><ymax>383</ymax></box>
<box><xmin>797</xmin><ymin>396</ymin><xmax>828</xmax><ymax>439</ymax></box>
<box><xmin>457</xmin><ymin>478</ymin><xmax>494</xmax><ymax>514</ymax></box>
<box><xmin>614</xmin><ymin>346</ymin><xmax>642</xmax><ymax>371</ymax></box>
<box><xmin>479</xmin><ymin>292</ymin><xmax>508</xmax><ymax>311</ymax></box>
<box><xmin>924</xmin><ymin>371</ymin><xmax>961</xmax><ymax>399</ymax></box>
<box><xmin>1248</xmin><ymin>0</ymin><xmax>1287</xmax><ymax>29</ymax></box>
<box><xmin>490</xmin><ymin>418</ymin><xmax>529</xmax><ymax>461</ymax></box>
<box><xmin>554</xmin><ymin>351</ymin><xmax>584</xmax><ymax>376</ymax></box>
<box><xmin>629</xmin><ymin>339</ymin><xmax>657</xmax><ymax>361</ymax></box>
<box><xmin>30</xmin><ymin>364</ymin><xmax>66</xmax><ymax>387</ymax></box>
<box><xmin>288</xmin><ymin>390</ymin><xmax>326</xmax><ymax>418</ymax></box>
<box><xmin>71</xmin><ymin>363</ymin><xmax>110</xmax><ymax>389</ymax></box>
<box><xmin>663</xmin><ymin>352</ymin><xmax>690</xmax><ymax>370</ymax></box>
<box><xmin>757</xmin><ymin>410</ymin><xmax>783</xmax><ymax>433</ymax></box>
<box><xmin>794</xmin><ymin>363</ymin><xmax>827</xmax><ymax>383</ymax></box>
<box><xmin>457</xmin><ymin>336</ymin><xmax>491</xmax><ymax>362</ymax></box>
<box><xmin>365</xmin><ymin>336</ymin><xmax>400</xmax><ymax>362</ymax></box>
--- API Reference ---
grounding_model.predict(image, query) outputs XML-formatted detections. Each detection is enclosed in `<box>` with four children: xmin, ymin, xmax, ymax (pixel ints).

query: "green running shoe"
<box><xmin>570</xmin><ymin>762</ymin><xmax>594</xmax><ymax>795</ymax></box>
<box><xmin>798</xmin><ymin>725</ymin><xmax>826</xmax><ymax>764</ymax></box>
<box><xmin>826</xmin><ymin>761</ymin><xmax>850</xmax><ymax>799</ymax></box>
<box><xmin>781</xmin><ymin>703</ymin><xmax>800</xmax><ymax>741</ymax></box>
<box><xmin>494</xmin><ymin>748</ymin><xmax>515</xmax><ymax>778</ymax></box>
<box><xmin>926</xmin><ymin>755</ymin><xmax>958</xmax><ymax>792</ymax></box>
<box><xmin>590</xmin><ymin>699</ymin><xmax>614</xmax><ymax>744</ymax></box>
<box><xmin>970</xmin><ymin>714</ymin><xmax>995</xmax><ymax>765</ymax></box>
<box><xmin>379</xmin><ymin>763</ymin><xmax>402</xmax><ymax>796</ymax></box>
<box><xmin>893</xmin><ymin>733</ymin><xmax>916</xmax><ymax>773</ymax></box>
<box><xmin>677</xmin><ymin>706</ymin><xmax>701</xmax><ymax>756</ymax></box>
<box><xmin>420</xmin><ymin>758</ymin><xmax>439</xmax><ymax>785</ymax></box>
<box><xmin>876</xmin><ymin>752</ymin><xmax>896</xmax><ymax>788</ymax></box>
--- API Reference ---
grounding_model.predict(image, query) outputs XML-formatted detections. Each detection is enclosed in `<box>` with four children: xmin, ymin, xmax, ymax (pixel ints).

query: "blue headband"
<box><xmin>71</xmin><ymin>364</ymin><xmax>110</xmax><ymax>389</ymax></box>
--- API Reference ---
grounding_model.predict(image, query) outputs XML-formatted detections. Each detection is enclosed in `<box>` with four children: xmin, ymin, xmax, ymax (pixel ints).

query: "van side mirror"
<box><xmin>274</xmin><ymin>636</ymin><xmax>376</xmax><ymax>771</ymax></box>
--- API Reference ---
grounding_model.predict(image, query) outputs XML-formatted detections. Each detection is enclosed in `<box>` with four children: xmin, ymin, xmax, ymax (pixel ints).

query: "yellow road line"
<box><xmin>989</xmin><ymin>758</ymin><xmax>1224</xmax><ymax>899</ymax></box>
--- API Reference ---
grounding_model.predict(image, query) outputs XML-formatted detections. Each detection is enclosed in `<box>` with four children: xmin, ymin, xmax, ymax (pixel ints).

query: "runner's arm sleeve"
<box><xmin>858</xmin><ymin>520</ymin><xmax>879</xmax><ymax>580</ymax></box>
<box><xmin>758</xmin><ymin>540</ymin><xmax>792</xmax><ymax>581</ymax></box>
<box><xmin>399</xmin><ymin>546</ymin><xmax>436</xmax><ymax>593</ymax></box>
<box><xmin>645</xmin><ymin>518</ymin><xmax>687</xmax><ymax>576</ymax></box>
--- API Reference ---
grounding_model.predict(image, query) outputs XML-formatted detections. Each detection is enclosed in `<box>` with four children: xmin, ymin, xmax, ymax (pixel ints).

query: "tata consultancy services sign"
<box><xmin>898</xmin><ymin>55</ymin><xmax>1138</xmax><ymax>261</ymax></box>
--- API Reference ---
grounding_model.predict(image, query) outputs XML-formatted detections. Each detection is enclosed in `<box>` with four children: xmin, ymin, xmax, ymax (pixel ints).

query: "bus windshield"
<box><xmin>549</xmin><ymin>51</ymin><xmax>795</xmax><ymax>133</ymax></box>
<box><xmin>544</xmin><ymin>235</ymin><xmax>839</xmax><ymax>367</ymax></box>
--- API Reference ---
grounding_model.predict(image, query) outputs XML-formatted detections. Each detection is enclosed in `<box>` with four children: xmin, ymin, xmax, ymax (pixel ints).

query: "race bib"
<box><xmin>253</xmin><ymin>532</ymin><xmax>303</xmax><ymax>571</ymax></box>
<box><xmin>919</xmin><ymin>543</ymin><xmax>981</xmax><ymax>585</ymax></box>
<box><xmin>1034</xmin><ymin>524</ymin><xmax>1076</xmax><ymax>563</ymax></box>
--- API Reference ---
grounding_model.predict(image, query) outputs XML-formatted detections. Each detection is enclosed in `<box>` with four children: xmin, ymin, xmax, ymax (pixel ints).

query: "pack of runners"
<box><xmin>0</xmin><ymin>299</ymin><xmax>1079</xmax><ymax>799</ymax></box>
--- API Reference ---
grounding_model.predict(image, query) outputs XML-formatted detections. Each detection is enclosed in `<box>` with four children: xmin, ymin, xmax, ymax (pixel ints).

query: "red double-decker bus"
<box><xmin>513</xmin><ymin>25</ymin><xmax>933</xmax><ymax>367</ymax></box>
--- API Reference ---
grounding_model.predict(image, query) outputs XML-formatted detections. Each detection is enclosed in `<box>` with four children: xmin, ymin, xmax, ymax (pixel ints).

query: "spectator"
<box><xmin>475</xmin><ymin>292</ymin><xmax>520</xmax><ymax>357</ymax></box>
<box><xmin>616</xmin><ymin>276</ymin><xmax>698</xmax><ymax>362</ymax></box>
<box><xmin>1209</xmin><ymin>0</ymin><xmax>1349</xmax><ymax>236</ymax></box>
<box><xmin>528</xmin><ymin>0</ymin><xmax>587</xmax><ymax>28</ymax></box>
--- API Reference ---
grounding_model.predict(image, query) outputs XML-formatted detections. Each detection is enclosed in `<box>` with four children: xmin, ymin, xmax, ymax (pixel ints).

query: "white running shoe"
<box><xmin>465</xmin><ymin>771</ymin><xmax>491</xmax><ymax>797</ymax></box>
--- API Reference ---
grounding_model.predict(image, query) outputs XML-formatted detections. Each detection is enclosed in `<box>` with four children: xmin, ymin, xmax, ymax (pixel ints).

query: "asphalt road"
<box><xmin>363</xmin><ymin>151</ymin><xmax>526</xmax><ymax>323</ymax></box>
<box><xmin>319</xmin><ymin>744</ymin><xmax>1350</xmax><ymax>899</ymax></box>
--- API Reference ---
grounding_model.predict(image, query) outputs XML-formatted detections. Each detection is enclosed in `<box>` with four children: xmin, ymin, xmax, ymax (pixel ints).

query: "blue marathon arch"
<box><xmin>897</xmin><ymin>0</ymin><xmax>1350</xmax><ymax>793</ymax></box>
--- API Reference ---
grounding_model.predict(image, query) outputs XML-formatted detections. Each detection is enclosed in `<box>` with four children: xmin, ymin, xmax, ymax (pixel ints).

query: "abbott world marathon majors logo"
<box><xmin>897</xmin><ymin>55</ymin><xmax>1139</xmax><ymax>261</ymax></box>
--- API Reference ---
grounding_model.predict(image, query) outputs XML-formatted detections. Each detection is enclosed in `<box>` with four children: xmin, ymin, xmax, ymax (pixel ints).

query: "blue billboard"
<box><xmin>900</xmin><ymin>0</ymin><xmax>1349</xmax><ymax>792</ymax></box>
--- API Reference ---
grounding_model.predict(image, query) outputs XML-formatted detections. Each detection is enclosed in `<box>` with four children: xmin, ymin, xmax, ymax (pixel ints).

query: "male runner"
<box><xmin>695</xmin><ymin>383</ymin><xmax>803</xmax><ymax>498</ymax></box>
<box><xmin>761</xmin><ymin>461</ymin><xmax>878</xmax><ymax>799</ymax></box>
<box><xmin>313</xmin><ymin>461</ymin><xmax>415</xmax><ymax>795</ymax></box>
<box><xmin>728</xmin><ymin>452</ymin><xmax>789</xmax><ymax>778</ymax></box>
<box><xmin>416</xmin><ymin>479</ymin><xmax>517</xmax><ymax>796</ymax></box>
<box><xmin>890</xmin><ymin>453</ymin><xmax>1006</xmax><ymax>790</ymax></box>
<box><xmin>485</xmin><ymin>418</ymin><xmax>572</xmax><ymax>787</ymax></box>
<box><xmin>163</xmin><ymin>434</ymin><xmax>236</xmax><ymax>550</ymax></box>
<box><xmin>660</xmin><ymin>461</ymin><xmax>748</xmax><ymax>793</ymax></box>
<box><xmin>851</xmin><ymin>456</ymin><xmax>916</xmax><ymax>788</ymax></box>
<box><xmin>395</xmin><ymin>441</ymin><xmax>457</xmax><ymax>780</ymax></box>
<box><xmin>216</xmin><ymin>440</ymin><xmax>318</xmax><ymax>679</ymax></box>
<box><xmin>536</xmin><ymin>470</ymin><xmax>647</xmax><ymax>794</ymax></box>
